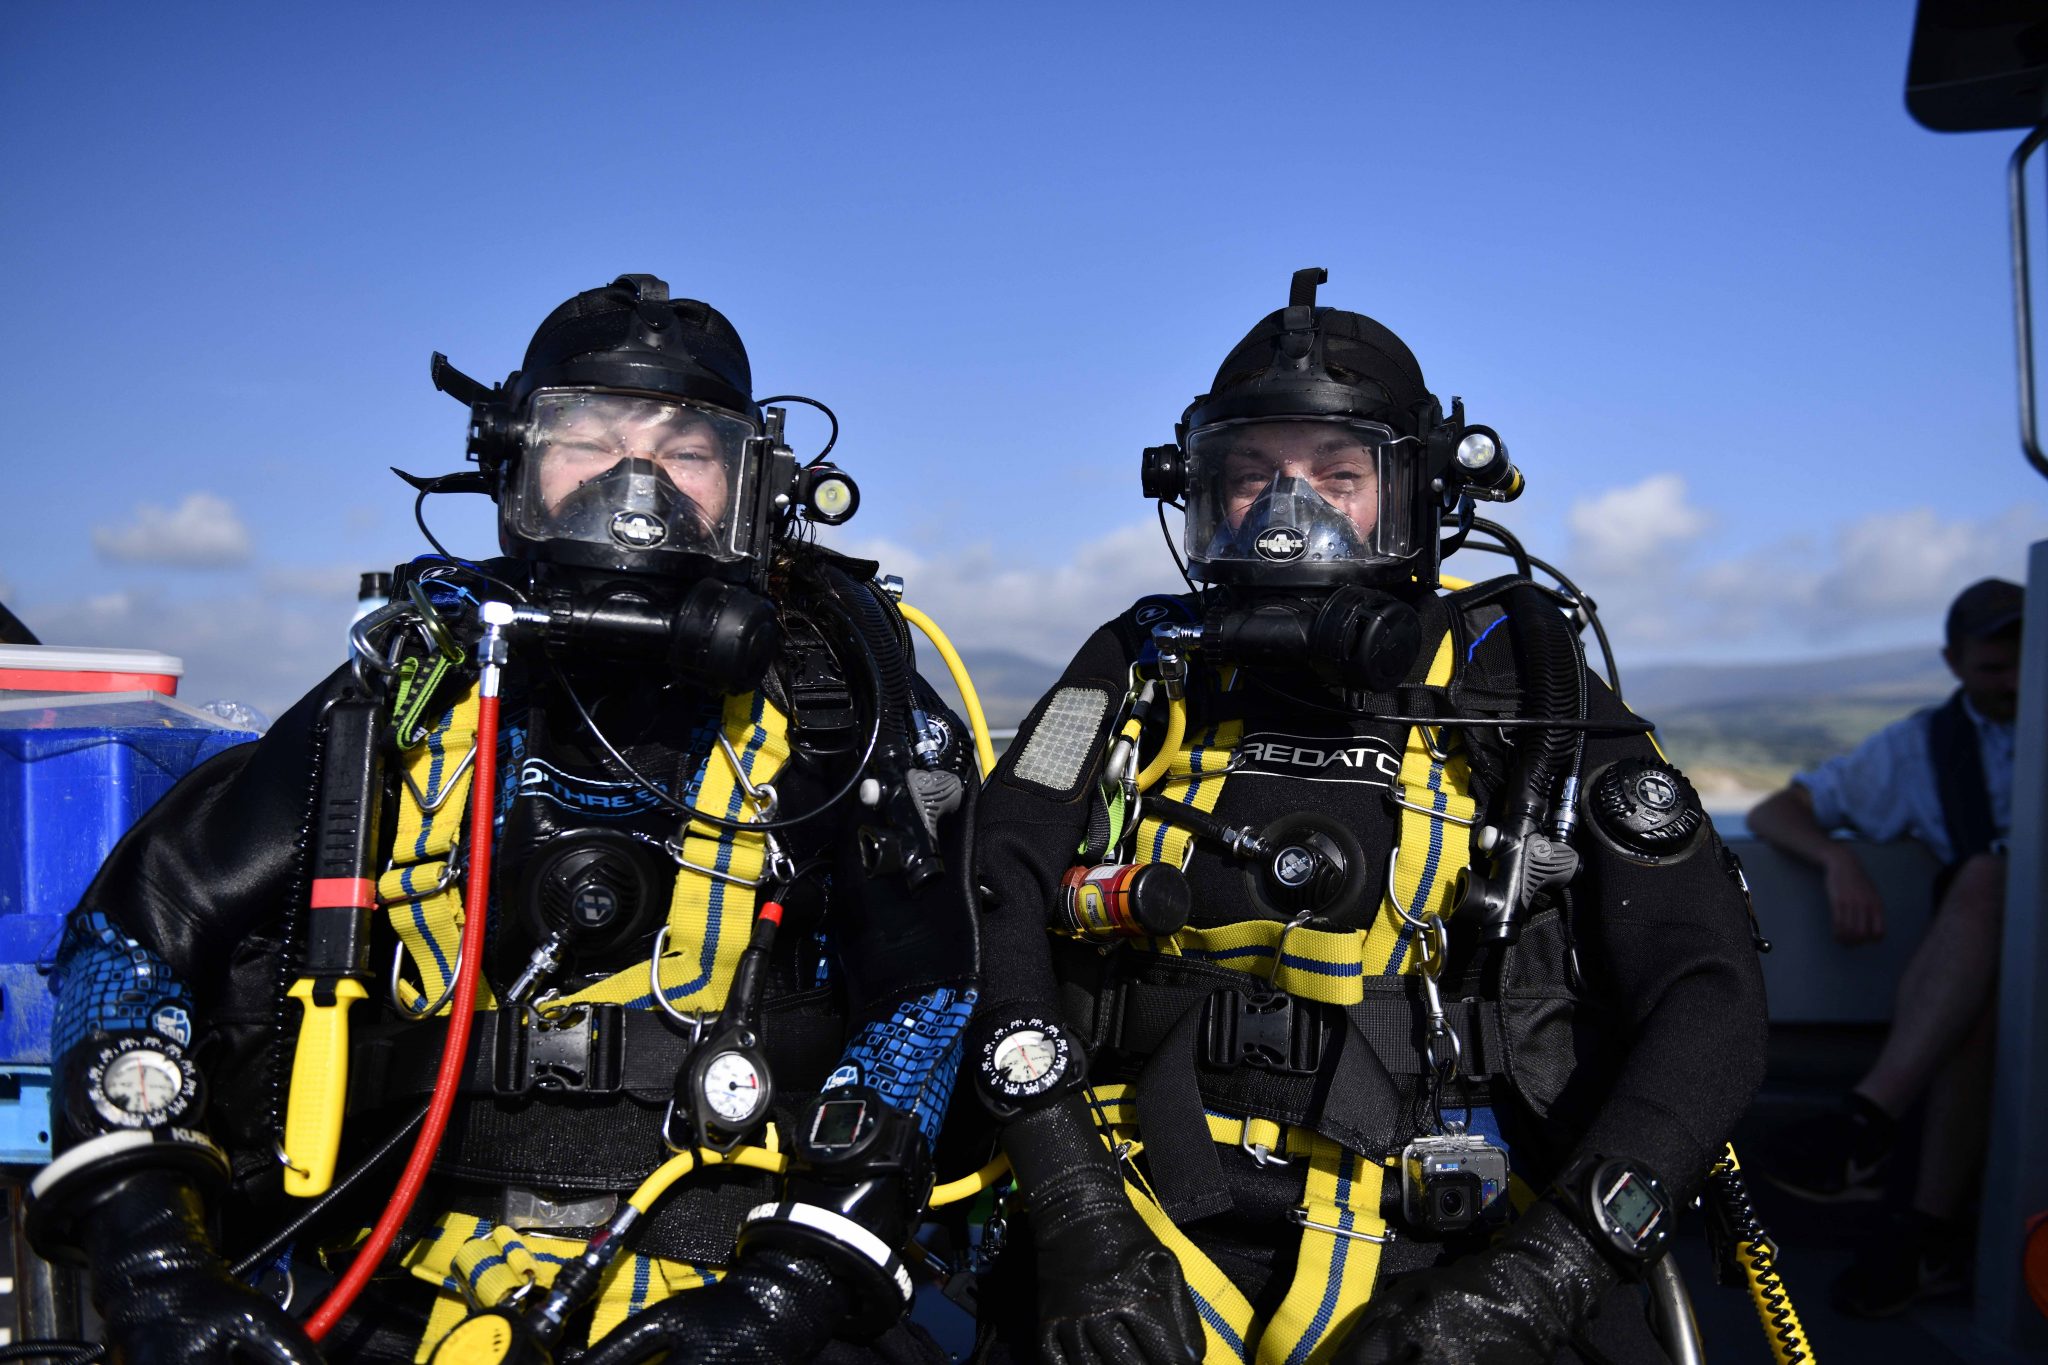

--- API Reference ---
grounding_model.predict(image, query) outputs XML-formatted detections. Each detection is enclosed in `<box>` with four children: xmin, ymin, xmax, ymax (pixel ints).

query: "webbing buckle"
<box><xmin>1200</xmin><ymin>987</ymin><xmax>1324</xmax><ymax>1075</ymax></box>
<box><xmin>494</xmin><ymin>1001</ymin><xmax>624</xmax><ymax>1096</ymax></box>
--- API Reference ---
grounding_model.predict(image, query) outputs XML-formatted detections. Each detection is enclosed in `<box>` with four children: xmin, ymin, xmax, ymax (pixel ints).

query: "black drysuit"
<box><xmin>39</xmin><ymin>553</ymin><xmax>980</xmax><ymax>1363</ymax></box>
<box><xmin>972</xmin><ymin>585</ymin><xmax>1769</xmax><ymax>1364</ymax></box>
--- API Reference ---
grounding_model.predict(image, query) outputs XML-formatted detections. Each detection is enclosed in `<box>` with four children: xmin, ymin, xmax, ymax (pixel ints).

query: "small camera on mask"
<box><xmin>1399</xmin><ymin>1133</ymin><xmax>1510</xmax><ymax>1235</ymax></box>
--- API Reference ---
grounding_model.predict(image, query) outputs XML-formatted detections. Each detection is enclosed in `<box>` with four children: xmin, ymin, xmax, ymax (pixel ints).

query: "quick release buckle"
<box><xmin>494</xmin><ymin>1001</ymin><xmax>625</xmax><ymax>1096</ymax></box>
<box><xmin>1200</xmin><ymin>987</ymin><xmax>1324</xmax><ymax>1075</ymax></box>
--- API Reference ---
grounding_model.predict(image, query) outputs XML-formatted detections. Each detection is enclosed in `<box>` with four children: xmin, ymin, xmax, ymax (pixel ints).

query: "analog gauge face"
<box><xmin>702</xmin><ymin>1051</ymin><xmax>765</xmax><ymax>1124</ymax></box>
<box><xmin>87</xmin><ymin>1040</ymin><xmax>193</xmax><ymax>1128</ymax></box>
<box><xmin>992</xmin><ymin>1029</ymin><xmax>1058</xmax><ymax>1087</ymax></box>
<box><xmin>104</xmin><ymin>1050</ymin><xmax>182</xmax><ymax>1114</ymax></box>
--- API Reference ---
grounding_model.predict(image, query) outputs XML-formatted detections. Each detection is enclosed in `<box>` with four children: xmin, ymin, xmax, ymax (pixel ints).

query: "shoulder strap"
<box><xmin>1927</xmin><ymin>689</ymin><xmax>1995</xmax><ymax>864</ymax></box>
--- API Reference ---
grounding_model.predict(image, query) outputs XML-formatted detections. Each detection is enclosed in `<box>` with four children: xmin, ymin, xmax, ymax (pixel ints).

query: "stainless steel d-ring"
<box><xmin>386</xmin><ymin>938</ymin><xmax>461</xmax><ymax>1021</ymax></box>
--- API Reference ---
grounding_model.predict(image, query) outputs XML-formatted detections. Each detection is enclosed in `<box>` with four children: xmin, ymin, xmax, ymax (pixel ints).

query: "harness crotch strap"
<box><xmin>384</xmin><ymin>689</ymin><xmax>793</xmax><ymax>1021</ymax></box>
<box><xmin>403</xmin><ymin>1212</ymin><xmax>722</xmax><ymax>1361</ymax></box>
<box><xmin>1081</xmin><ymin>1085</ymin><xmax>1390</xmax><ymax>1365</ymax></box>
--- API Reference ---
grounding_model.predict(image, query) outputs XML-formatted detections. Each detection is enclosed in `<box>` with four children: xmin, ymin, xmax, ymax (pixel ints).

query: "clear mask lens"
<box><xmin>506</xmin><ymin>391</ymin><xmax>759</xmax><ymax>563</ymax></box>
<box><xmin>1184</xmin><ymin>418</ymin><xmax>1416</xmax><ymax>572</ymax></box>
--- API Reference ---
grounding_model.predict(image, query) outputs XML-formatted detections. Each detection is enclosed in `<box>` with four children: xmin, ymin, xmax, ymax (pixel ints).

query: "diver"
<box><xmin>23</xmin><ymin>274</ymin><xmax>981</xmax><ymax>1364</ymax></box>
<box><xmin>964</xmin><ymin>270</ymin><xmax>1771</xmax><ymax>1364</ymax></box>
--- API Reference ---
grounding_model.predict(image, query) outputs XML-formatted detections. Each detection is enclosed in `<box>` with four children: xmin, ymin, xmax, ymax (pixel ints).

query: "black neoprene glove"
<box><xmin>573</xmin><ymin>1247</ymin><xmax>851</xmax><ymax>1365</ymax></box>
<box><xmin>77</xmin><ymin>1168</ymin><xmax>325</xmax><ymax>1365</ymax></box>
<box><xmin>1006</xmin><ymin>1098</ymin><xmax>1203</xmax><ymax>1365</ymax></box>
<box><xmin>1331</xmin><ymin>1201</ymin><xmax>1617</xmax><ymax>1365</ymax></box>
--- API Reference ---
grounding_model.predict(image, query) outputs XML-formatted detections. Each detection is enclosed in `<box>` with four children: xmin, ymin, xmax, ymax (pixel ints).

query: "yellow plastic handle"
<box><xmin>282</xmin><ymin>976</ymin><xmax>368</xmax><ymax>1197</ymax></box>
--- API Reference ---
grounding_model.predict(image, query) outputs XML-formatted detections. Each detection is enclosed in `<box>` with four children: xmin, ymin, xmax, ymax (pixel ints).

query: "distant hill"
<box><xmin>1621</xmin><ymin>647</ymin><xmax>1951</xmax><ymax>810</ymax></box>
<box><xmin>1621</xmin><ymin>646</ymin><xmax>1950</xmax><ymax>715</ymax></box>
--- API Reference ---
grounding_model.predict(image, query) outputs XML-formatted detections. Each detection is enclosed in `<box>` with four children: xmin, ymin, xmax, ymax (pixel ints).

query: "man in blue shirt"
<box><xmin>1748</xmin><ymin>577</ymin><xmax>2023</xmax><ymax>1317</ymax></box>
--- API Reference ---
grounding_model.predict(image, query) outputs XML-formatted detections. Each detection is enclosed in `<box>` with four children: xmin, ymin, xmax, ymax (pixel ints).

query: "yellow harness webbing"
<box><xmin>1145</xmin><ymin>630</ymin><xmax>1474</xmax><ymax>997</ymax></box>
<box><xmin>382</xmin><ymin>685</ymin><xmax>496</xmax><ymax>1015</ymax></box>
<box><xmin>557</xmin><ymin>690</ymin><xmax>793</xmax><ymax>1012</ymax></box>
<box><xmin>377</xmin><ymin>689</ymin><xmax>794</xmax><ymax>1359</ymax></box>
<box><xmin>401</xmin><ymin>1213</ymin><xmax>722</xmax><ymax>1361</ymax></box>
<box><xmin>384</xmin><ymin>690</ymin><xmax>793</xmax><ymax>1018</ymax></box>
<box><xmin>1081</xmin><ymin>1085</ymin><xmax>1392</xmax><ymax>1365</ymax></box>
<box><xmin>1089</xmin><ymin>625</ymin><xmax>1474</xmax><ymax>1361</ymax></box>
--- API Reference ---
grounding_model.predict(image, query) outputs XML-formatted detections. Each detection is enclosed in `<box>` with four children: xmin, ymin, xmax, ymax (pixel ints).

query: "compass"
<box><xmin>78</xmin><ymin>1035</ymin><xmax>200</xmax><ymax>1130</ymax></box>
<box><xmin>972</xmin><ymin>1013</ymin><xmax>1080</xmax><ymax>1120</ymax></box>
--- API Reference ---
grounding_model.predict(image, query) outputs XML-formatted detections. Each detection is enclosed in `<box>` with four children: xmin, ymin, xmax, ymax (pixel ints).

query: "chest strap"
<box><xmin>1133</xmin><ymin>628</ymin><xmax>1476</xmax><ymax>999</ymax></box>
<box><xmin>348</xmin><ymin>990</ymin><xmax>846</xmax><ymax>1110</ymax></box>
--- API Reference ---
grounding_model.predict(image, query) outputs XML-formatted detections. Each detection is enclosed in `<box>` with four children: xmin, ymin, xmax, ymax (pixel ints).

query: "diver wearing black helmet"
<box><xmin>965</xmin><ymin>270</ymin><xmax>1768</xmax><ymax>1364</ymax></box>
<box><xmin>24</xmin><ymin>275</ymin><xmax>978</xmax><ymax>1365</ymax></box>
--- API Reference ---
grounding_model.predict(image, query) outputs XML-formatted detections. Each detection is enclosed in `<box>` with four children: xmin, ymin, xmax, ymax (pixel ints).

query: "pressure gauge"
<box><xmin>972</xmin><ymin>1013</ymin><xmax>1080</xmax><ymax>1120</ymax></box>
<box><xmin>700</xmin><ymin>1049</ymin><xmax>768</xmax><ymax>1126</ymax></box>
<box><xmin>81</xmin><ymin>1035</ymin><xmax>200</xmax><ymax>1130</ymax></box>
<box><xmin>668</xmin><ymin>1033</ymin><xmax>776</xmax><ymax>1153</ymax></box>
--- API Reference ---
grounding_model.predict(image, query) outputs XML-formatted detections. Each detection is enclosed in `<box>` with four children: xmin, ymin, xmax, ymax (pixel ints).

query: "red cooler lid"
<box><xmin>0</xmin><ymin>644</ymin><xmax>185</xmax><ymax>696</ymax></box>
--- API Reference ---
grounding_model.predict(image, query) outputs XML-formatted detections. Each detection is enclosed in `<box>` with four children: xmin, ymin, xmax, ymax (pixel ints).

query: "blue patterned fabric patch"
<box><xmin>50</xmin><ymin>912</ymin><xmax>197</xmax><ymax>1060</ymax></box>
<box><xmin>835</xmin><ymin>985</ymin><xmax>978</xmax><ymax>1142</ymax></box>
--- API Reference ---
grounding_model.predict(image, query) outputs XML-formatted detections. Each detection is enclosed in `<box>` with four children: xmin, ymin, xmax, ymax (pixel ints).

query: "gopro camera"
<box><xmin>1400</xmin><ymin>1133</ymin><xmax>1510</xmax><ymax>1235</ymax></box>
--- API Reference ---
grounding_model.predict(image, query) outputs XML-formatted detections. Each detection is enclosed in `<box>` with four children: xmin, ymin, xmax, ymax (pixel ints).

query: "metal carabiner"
<box><xmin>405</xmin><ymin>580</ymin><xmax>463</xmax><ymax>661</ymax></box>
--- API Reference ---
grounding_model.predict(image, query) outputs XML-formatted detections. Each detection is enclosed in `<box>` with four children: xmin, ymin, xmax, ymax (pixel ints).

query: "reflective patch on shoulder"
<box><xmin>1012</xmin><ymin>687</ymin><xmax>1113</xmax><ymax>792</ymax></box>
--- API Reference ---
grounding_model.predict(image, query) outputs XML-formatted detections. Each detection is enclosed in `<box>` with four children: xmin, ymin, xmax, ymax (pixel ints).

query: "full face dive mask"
<box><xmin>1219</xmin><ymin>472</ymin><xmax>1369</xmax><ymax>566</ymax></box>
<box><xmin>547</xmin><ymin>455</ymin><xmax>718</xmax><ymax>557</ymax></box>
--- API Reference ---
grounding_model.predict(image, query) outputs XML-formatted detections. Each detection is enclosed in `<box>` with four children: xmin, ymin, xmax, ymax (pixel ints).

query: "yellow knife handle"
<box><xmin>282</xmin><ymin>976</ymin><xmax>367</xmax><ymax>1197</ymax></box>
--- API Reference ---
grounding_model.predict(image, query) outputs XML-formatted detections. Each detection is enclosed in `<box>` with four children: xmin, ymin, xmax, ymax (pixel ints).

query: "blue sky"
<box><xmin>3</xmin><ymin>1</ymin><xmax>2044</xmax><ymax>718</ymax></box>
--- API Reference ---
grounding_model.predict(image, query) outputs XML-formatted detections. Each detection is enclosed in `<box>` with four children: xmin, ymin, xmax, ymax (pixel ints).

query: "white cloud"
<box><xmin>1564</xmin><ymin>473</ymin><xmax>1712</xmax><ymax>577</ymax></box>
<box><xmin>26</xmin><ymin>586</ymin><xmax>348</xmax><ymax>722</ymax></box>
<box><xmin>93</xmin><ymin>492</ymin><xmax>253</xmax><ymax>568</ymax></box>
<box><xmin>1555</xmin><ymin>479</ymin><xmax>2047</xmax><ymax>656</ymax></box>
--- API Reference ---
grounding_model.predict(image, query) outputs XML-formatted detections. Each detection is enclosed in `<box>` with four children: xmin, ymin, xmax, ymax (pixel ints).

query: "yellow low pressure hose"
<box><xmin>628</xmin><ymin>1144</ymin><xmax>789</xmax><ymax>1213</ymax></box>
<box><xmin>626</xmin><ymin>1144</ymin><xmax>1010</xmax><ymax>1215</ymax></box>
<box><xmin>931</xmin><ymin>1152</ymin><xmax>1011</xmax><ymax>1207</ymax></box>
<box><xmin>898</xmin><ymin>601</ymin><xmax>997</xmax><ymax>778</ymax></box>
<box><xmin>1134</xmin><ymin>694</ymin><xmax>1187</xmax><ymax>793</ymax></box>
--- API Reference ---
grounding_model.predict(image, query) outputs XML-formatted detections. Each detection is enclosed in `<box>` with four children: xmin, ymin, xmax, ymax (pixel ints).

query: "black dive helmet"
<box><xmin>432</xmin><ymin>273</ymin><xmax>857</xmax><ymax>589</ymax></box>
<box><xmin>1142</xmin><ymin>268</ymin><xmax>1520</xmax><ymax>593</ymax></box>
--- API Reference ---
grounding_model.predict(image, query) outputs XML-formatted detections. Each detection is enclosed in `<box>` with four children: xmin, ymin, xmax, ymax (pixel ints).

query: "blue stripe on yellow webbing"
<box><xmin>404</xmin><ymin>871</ymin><xmax>452</xmax><ymax>983</ymax></box>
<box><xmin>410</xmin><ymin>726</ymin><xmax>444</xmax><ymax>861</ymax></box>
<box><xmin>1285</xmin><ymin>1150</ymin><xmax>1357</xmax><ymax>1365</ymax></box>
<box><xmin>1193</xmin><ymin>1290</ymin><xmax>1251</xmax><ymax>1363</ymax></box>
<box><xmin>1382</xmin><ymin>755</ymin><xmax>1451</xmax><ymax>974</ymax></box>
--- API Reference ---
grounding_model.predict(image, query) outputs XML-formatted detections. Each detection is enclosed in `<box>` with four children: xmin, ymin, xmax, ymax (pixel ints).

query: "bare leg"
<box><xmin>1911</xmin><ymin>1004</ymin><xmax>1996</xmax><ymax>1221</ymax></box>
<box><xmin>1854</xmin><ymin>853</ymin><xmax>2006</xmax><ymax>1118</ymax></box>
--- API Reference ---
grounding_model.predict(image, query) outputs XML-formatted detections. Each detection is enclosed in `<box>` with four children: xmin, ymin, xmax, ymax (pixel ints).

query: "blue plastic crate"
<box><xmin>0</xmin><ymin>690</ymin><xmax>259</xmax><ymax>1159</ymax></box>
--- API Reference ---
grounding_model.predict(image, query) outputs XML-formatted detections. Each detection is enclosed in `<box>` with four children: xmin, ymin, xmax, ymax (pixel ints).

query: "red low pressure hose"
<box><xmin>305</xmin><ymin>610</ymin><xmax>507</xmax><ymax>1339</ymax></box>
